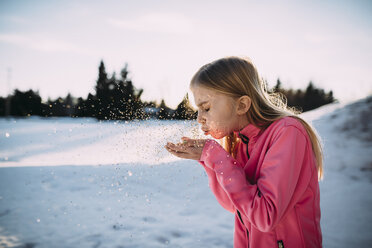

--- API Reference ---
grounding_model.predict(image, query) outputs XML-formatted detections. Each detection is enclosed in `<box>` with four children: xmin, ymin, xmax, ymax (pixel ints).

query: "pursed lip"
<box><xmin>201</xmin><ymin>127</ymin><xmax>209</xmax><ymax>132</ymax></box>
<box><xmin>201</xmin><ymin>127</ymin><xmax>210</xmax><ymax>135</ymax></box>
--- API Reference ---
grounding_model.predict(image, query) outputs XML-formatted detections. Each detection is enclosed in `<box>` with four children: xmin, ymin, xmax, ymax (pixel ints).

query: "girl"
<box><xmin>165</xmin><ymin>56</ymin><xmax>323</xmax><ymax>248</ymax></box>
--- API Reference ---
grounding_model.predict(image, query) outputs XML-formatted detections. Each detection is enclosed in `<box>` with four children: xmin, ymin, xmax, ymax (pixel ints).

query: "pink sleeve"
<box><xmin>200</xmin><ymin>126</ymin><xmax>313</xmax><ymax>232</ymax></box>
<box><xmin>198</xmin><ymin>161</ymin><xmax>235</xmax><ymax>213</ymax></box>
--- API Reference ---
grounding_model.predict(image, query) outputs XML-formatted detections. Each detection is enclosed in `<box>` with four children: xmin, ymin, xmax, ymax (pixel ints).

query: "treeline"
<box><xmin>0</xmin><ymin>61</ymin><xmax>196</xmax><ymax>120</ymax></box>
<box><xmin>0</xmin><ymin>61</ymin><xmax>335</xmax><ymax>120</ymax></box>
<box><xmin>271</xmin><ymin>79</ymin><xmax>335</xmax><ymax>112</ymax></box>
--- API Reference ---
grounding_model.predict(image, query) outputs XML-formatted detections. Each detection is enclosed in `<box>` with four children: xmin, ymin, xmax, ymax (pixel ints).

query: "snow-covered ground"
<box><xmin>0</xmin><ymin>96</ymin><xmax>371</xmax><ymax>248</ymax></box>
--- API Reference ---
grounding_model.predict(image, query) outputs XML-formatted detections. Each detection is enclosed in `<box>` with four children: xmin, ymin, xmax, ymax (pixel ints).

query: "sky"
<box><xmin>0</xmin><ymin>0</ymin><xmax>371</xmax><ymax>109</ymax></box>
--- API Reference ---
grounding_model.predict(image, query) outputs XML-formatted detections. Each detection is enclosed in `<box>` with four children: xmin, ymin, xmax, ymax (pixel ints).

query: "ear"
<box><xmin>236</xmin><ymin>95</ymin><xmax>251</xmax><ymax>115</ymax></box>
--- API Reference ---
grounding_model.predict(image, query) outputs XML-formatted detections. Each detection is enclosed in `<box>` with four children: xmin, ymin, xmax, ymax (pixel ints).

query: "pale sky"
<box><xmin>0</xmin><ymin>0</ymin><xmax>371</xmax><ymax>109</ymax></box>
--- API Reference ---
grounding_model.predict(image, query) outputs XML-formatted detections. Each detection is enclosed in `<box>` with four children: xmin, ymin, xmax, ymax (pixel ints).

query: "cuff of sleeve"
<box><xmin>199</xmin><ymin>139</ymin><xmax>216</xmax><ymax>162</ymax></box>
<box><xmin>199</xmin><ymin>139</ymin><xmax>224</xmax><ymax>169</ymax></box>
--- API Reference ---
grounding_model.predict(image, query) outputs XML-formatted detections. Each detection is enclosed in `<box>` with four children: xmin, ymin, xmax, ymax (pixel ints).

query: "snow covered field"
<box><xmin>0</xmin><ymin>96</ymin><xmax>371</xmax><ymax>248</ymax></box>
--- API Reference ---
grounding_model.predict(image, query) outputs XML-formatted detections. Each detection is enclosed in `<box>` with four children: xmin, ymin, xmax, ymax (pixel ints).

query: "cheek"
<box><xmin>209</xmin><ymin>112</ymin><xmax>236</xmax><ymax>133</ymax></box>
<box><xmin>213</xmin><ymin>110</ymin><xmax>235</xmax><ymax>125</ymax></box>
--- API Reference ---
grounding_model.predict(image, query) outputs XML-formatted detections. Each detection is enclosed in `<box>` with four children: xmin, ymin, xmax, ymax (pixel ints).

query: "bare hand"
<box><xmin>164</xmin><ymin>137</ymin><xmax>207</xmax><ymax>160</ymax></box>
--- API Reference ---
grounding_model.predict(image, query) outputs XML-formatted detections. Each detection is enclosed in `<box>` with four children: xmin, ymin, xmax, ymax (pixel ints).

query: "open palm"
<box><xmin>165</xmin><ymin>137</ymin><xmax>207</xmax><ymax>160</ymax></box>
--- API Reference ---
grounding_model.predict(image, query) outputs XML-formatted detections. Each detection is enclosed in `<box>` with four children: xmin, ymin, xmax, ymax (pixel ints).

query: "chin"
<box><xmin>210</xmin><ymin>132</ymin><xmax>226</xmax><ymax>140</ymax></box>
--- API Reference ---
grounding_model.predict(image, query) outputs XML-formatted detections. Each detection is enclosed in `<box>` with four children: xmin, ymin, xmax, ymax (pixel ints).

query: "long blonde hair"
<box><xmin>190</xmin><ymin>56</ymin><xmax>323</xmax><ymax>180</ymax></box>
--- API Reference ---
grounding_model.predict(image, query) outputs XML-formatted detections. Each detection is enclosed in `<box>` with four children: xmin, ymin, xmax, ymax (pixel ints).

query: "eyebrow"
<box><xmin>196</xmin><ymin>101</ymin><xmax>209</xmax><ymax>107</ymax></box>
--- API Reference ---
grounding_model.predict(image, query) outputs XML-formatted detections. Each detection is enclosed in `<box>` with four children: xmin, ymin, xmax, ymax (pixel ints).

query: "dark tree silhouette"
<box><xmin>0</xmin><ymin>97</ymin><xmax>5</xmax><ymax>116</ymax></box>
<box><xmin>157</xmin><ymin>99</ymin><xmax>173</xmax><ymax>120</ymax></box>
<box><xmin>0</xmin><ymin>61</ymin><xmax>336</xmax><ymax>119</ymax></box>
<box><xmin>271</xmin><ymin>80</ymin><xmax>336</xmax><ymax>112</ymax></box>
<box><xmin>41</xmin><ymin>93</ymin><xmax>76</xmax><ymax>117</ymax></box>
<box><xmin>173</xmin><ymin>94</ymin><xmax>197</xmax><ymax>120</ymax></box>
<box><xmin>9</xmin><ymin>89</ymin><xmax>43</xmax><ymax>116</ymax></box>
<box><xmin>93</xmin><ymin>62</ymin><xmax>144</xmax><ymax>120</ymax></box>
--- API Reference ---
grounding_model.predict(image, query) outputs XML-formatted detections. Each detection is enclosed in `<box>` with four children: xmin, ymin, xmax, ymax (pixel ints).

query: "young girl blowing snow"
<box><xmin>165</xmin><ymin>56</ymin><xmax>323</xmax><ymax>248</ymax></box>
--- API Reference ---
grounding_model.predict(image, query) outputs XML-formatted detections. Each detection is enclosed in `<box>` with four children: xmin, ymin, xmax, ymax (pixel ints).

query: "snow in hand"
<box><xmin>0</xmin><ymin>96</ymin><xmax>371</xmax><ymax>248</ymax></box>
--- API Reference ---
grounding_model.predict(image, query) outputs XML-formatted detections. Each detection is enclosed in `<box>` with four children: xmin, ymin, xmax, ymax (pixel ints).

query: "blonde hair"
<box><xmin>190</xmin><ymin>56</ymin><xmax>323</xmax><ymax>180</ymax></box>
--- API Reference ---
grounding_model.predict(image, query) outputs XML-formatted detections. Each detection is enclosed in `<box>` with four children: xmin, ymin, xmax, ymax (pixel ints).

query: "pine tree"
<box><xmin>158</xmin><ymin>99</ymin><xmax>172</xmax><ymax>120</ymax></box>
<box><xmin>173</xmin><ymin>94</ymin><xmax>196</xmax><ymax>120</ymax></box>
<box><xmin>273</xmin><ymin>79</ymin><xmax>282</xmax><ymax>93</ymax></box>
<box><xmin>10</xmin><ymin>89</ymin><xmax>42</xmax><ymax>116</ymax></box>
<box><xmin>96</xmin><ymin>60</ymin><xmax>108</xmax><ymax>92</ymax></box>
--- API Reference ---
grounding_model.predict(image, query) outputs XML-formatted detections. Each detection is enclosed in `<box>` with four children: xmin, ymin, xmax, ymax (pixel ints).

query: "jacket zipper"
<box><xmin>239</xmin><ymin>131</ymin><xmax>283</xmax><ymax>248</ymax></box>
<box><xmin>238</xmin><ymin>133</ymin><xmax>250</xmax><ymax>159</ymax></box>
<box><xmin>278</xmin><ymin>240</ymin><xmax>284</xmax><ymax>248</ymax></box>
<box><xmin>237</xmin><ymin>132</ymin><xmax>250</xmax><ymax>247</ymax></box>
<box><xmin>237</xmin><ymin>209</ymin><xmax>249</xmax><ymax>247</ymax></box>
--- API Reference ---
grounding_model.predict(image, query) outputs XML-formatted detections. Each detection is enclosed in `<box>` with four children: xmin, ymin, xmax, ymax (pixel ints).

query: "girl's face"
<box><xmin>191</xmin><ymin>85</ymin><xmax>243</xmax><ymax>139</ymax></box>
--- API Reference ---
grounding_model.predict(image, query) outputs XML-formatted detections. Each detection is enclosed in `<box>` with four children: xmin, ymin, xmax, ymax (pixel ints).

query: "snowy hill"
<box><xmin>0</xmin><ymin>96</ymin><xmax>371</xmax><ymax>248</ymax></box>
<box><xmin>304</xmin><ymin>96</ymin><xmax>372</xmax><ymax>247</ymax></box>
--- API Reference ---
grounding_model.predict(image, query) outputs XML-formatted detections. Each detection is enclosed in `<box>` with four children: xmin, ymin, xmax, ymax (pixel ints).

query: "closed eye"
<box><xmin>200</xmin><ymin>106</ymin><xmax>210</xmax><ymax>112</ymax></box>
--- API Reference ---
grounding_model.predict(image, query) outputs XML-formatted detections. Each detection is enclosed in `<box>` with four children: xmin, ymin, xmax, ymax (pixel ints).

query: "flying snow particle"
<box><xmin>5</xmin><ymin>132</ymin><xmax>10</xmax><ymax>138</ymax></box>
<box><xmin>128</xmin><ymin>171</ymin><xmax>133</xmax><ymax>176</ymax></box>
<box><xmin>36</xmin><ymin>218</ymin><xmax>41</xmax><ymax>223</ymax></box>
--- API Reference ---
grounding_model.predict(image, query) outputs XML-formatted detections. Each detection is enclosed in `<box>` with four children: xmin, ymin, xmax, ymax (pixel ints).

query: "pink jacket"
<box><xmin>199</xmin><ymin>116</ymin><xmax>322</xmax><ymax>248</ymax></box>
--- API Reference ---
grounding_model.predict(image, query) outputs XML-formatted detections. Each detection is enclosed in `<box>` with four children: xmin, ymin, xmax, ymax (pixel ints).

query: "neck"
<box><xmin>236</xmin><ymin>115</ymin><xmax>250</xmax><ymax>132</ymax></box>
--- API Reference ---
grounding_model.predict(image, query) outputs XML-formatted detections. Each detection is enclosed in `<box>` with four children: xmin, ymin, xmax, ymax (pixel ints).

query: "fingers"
<box><xmin>165</xmin><ymin>137</ymin><xmax>206</xmax><ymax>153</ymax></box>
<box><xmin>181</xmin><ymin>137</ymin><xmax>199</xmax><ymax>147</ymax></box>
<box><xmin>185</xmin><ymin>139</ymin><xmax>204</xmax><ymax>148</ymax></box>
<box><xmin>166</xmin><ymin>142</ymin><xmax>187</xmax><ymax>152</ymax></box>
<box><xmin>178</xmin><ymin>137</ymin><xmax>207</xmax><ymax>149</ymax></box>
<box><xmin>181</xmin><ymin>137</ymin><xmax>193</xmax><ymax>147</ymax></box>
<box><xmin>165</xmin><ymin>146</ymin><xmax>183</xmax><ymax>155</ymax></box>
<box><xmin>193</xmin><ymin>140</ymin><xmax>204</xmax><ymax>148</ymax></box>
<box><xmin>164</xmin><ymin>140</ymin><xmax>203</xmax><ymax>160</ymax></box>
<box><xmin>165</xmin><ymin>147</ymin><xmax>197</xmax><ymax>160</ymax></box>
<box><xmin>164</xmin><ymin>143</ymin><xmax>192</xmax><ymax>159</ymax></box>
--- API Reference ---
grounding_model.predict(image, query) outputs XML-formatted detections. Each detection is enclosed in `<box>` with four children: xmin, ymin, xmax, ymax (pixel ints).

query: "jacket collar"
<box><xmin>233</xmin><ymin>123</ymin><xmax>262</xmax><ymax>140</ymax></box>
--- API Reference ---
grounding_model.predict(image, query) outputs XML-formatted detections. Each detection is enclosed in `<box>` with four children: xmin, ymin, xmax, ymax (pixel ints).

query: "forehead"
<box><xmin>190</xmin><ymin>85</ymin><xmax>231</xmax><ymax>106</ymax></box>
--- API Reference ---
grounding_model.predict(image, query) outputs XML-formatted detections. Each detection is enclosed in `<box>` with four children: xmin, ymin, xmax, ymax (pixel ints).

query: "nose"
<box><xmin>197</xmin><ymin>111</ymin><xmax>205</xmax><ymax>124</ymax></box>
